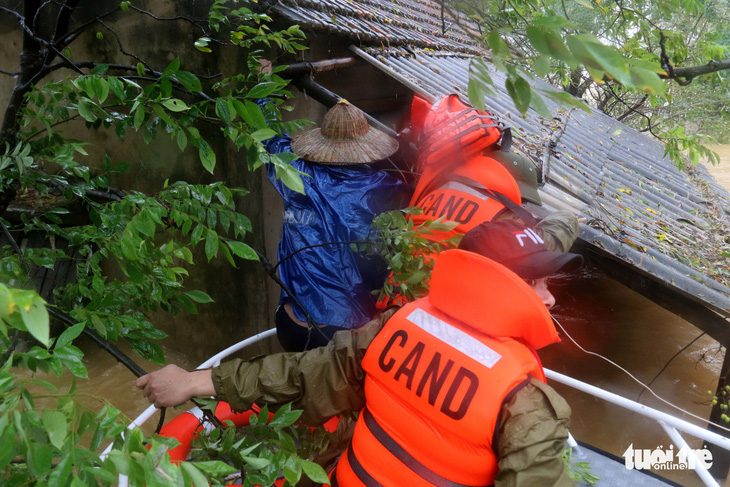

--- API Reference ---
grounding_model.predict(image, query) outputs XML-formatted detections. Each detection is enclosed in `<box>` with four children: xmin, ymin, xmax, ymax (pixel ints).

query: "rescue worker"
<box><xmin>409</xmin><ymin>151</ymin><xmax>580</xmax><ymax>252</ymax></box>
<box><xmin>408</xmin><ymin>93</ymin><xmax>580</xmax><ymax>253</ymax></box>
<box><xmin>137</xmin><ymin>219</ymin><xmax>583</xmax><ymax>486</ymax></box>
<box><xmin>378</xmin><ymin>95</ymin><xmax>580</xmax><ymax>307</ymax></box>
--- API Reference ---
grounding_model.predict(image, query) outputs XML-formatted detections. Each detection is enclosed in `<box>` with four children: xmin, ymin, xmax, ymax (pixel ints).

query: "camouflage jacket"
<box><xmin>212</xmin><ymin>309</ymin><xmax>574</xmax><ymax>486</ymax></box>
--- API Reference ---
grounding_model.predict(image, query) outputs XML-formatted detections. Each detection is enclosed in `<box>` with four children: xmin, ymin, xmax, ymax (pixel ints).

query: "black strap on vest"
<box><xmin>347</xmin><ymin>408</ymin><xmax>480</xmax><ymax>487</ymax></box>
<box><xmin>348</xmin><ymin>444</ymin><xmax>383</xmax><ymax>487</ymax></box>
<box><xmin>415</xmin><ymin>169</ymin><xmax>538</xmax><ymax>228</ymax></box>
<box><xmin>498</xmin><ymin>127</ymin><xmax>513</xmax><ymax>152</ymax></box>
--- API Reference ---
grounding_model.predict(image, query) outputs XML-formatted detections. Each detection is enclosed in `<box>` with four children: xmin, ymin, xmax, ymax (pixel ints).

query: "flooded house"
<box><xmin>256</xmin><ymin>0</ymin><xmax>730</xmax><ymax>484</ymax></box>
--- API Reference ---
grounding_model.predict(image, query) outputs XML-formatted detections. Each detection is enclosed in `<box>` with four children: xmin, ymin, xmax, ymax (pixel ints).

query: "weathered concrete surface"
<box><xmin>0</xmin><ymin>1</ymin><xmax>281</xmax><ymax>362</ymax></box>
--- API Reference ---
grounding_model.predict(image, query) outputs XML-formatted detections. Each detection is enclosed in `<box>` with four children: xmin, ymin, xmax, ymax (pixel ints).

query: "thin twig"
<box><xmin>636</xmin><ymin>332</ymin><xmax>706</xmax><ymax>402</ymax></box>
<box><xmin>1</xmin><ymin>219</ymin><xmax>31</xmax><ymax>274</ymax></box>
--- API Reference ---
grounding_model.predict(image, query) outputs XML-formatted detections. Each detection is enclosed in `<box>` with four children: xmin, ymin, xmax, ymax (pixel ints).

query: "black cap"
<box><xmin>458</xmin><ymin>220</ymin><xmax>583</xmax><ymax>279</ymax></box>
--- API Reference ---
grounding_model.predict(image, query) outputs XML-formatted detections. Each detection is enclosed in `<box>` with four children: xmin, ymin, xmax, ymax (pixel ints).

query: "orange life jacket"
<box><xmin>410</xmin><ymin>94</ymin><xmax>433</xmax><ymax>138</ymax></box>
<box><xmin>333</xmin><ymin>250</ymin><xmax>559</xmax><ymax>486</ymax></box>
<box><xmin>374</xmin><ymin>155</ymin><xmax>524</xmax><ymax>309</ymax></box>
<box><xmin>410</xmin><ymin>154</ymin><xmax>522</xmax><ymax>243</ymax></box>
<box><xmin>418</xmin><ymin>94</ymin><xmax>502</xmax><ymax>173</ymax></box>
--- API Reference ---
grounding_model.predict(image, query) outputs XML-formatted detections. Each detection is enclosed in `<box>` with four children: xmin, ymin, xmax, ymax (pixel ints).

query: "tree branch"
<box><xmin>0</xmin><ymin>0</ymin><xmax>44</xmax><ymax>146</ymax></box>
<box><xmin>662</xmin><ymin>59</ymin><xmax>730</xmax><ymax>82</ymax></box>
<box><xmin>616</xmin><ymin>94</ymin><xmax>648</xmax><ymax>122</ymax></box>
<box><xmin>604</xmin><ymin>83</ymin><xmax>662</xmax><ymax>137</ymax></box>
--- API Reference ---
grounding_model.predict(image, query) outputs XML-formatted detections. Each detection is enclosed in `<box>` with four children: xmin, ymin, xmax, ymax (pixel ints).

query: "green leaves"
<box><xmin>194</xmin><ymin>36</ymin><xmax>212</xmax><ymax>53</ymax></box>
<box><xmin>0</xmin><ymin>141</ymin><xmax>34</xmax><ymax>177</ymax></box>
<box><xmin>174</xmin><ymin>70</ymin><xmax>202</xmax><ymax>92</ymax></box>
<box><xmin>226</xmin><ymin>240</ymin><xmax>258</xmax><ymax>260</ymax></box>
<box><xmin>161</xmin><ymin>98</ymin><xmax>189</xmax><ymax>112</ymax></box>
<box><xmin>0</xmin><ymin>285</ymin><xmax>50</xmax><ymax>347</ymax></box>
<box><xmin>215</xmin><ymin>98</ymin><xmax>233</xmax><ymax>124</ymax></box>
<box><xmin>41</xmin><ymin>410</ymin><xmax>68</xmax><ymax>449</ymax></box>
<box><xmin>188</xmin><ymin>402</ymin><xmax>331</xmax><ymax>487</ymax></box>
<box><xmin>568</xmin><ymin>34</ymin><xmax>632</xmax><ymax>86</ymax></box>
<box><xmin>273</xmin><ymin>158</ymin><xmax>306</xmax><ymax>195</ymax></box>
<box><xmin>247</xmin><ymin>81</ymin><xmax>284</xmax><ymax>99</ymax></box>
<box><xmin>0</xmin><ymin>2</ymin><xmax>316</xmax><ymax>485</ymax></box>
<box><xmin>526</xmin><ymin>25</ymin><xmax>574</xmax><ymax>63</ymax></box>
<box><xmin>467</xmin><ymin>58</ymin><xmax>496</xmax><ymax>110</ymax></box>
<box><xmin>185</xmin><ymin>290</ymin><xmax>214</xmax><ymax>304</ymax></box>
<box><xmin>470</xmin><ymin>10</ymin><xmax>677</xmax><ymax>119</ymax></box>
<box><xmin>363</xmin><ymin>208</ymin><xmax>459</xmax><ymax>303</ymax></box>
<box><xmin>505</xmin><ymin>75</ymin><xmax>532</xmax><ymax>115</ymax></box>
<box><xmin>197</xmin><ymin>139</ymin><xmax>217</xmax><ymax>174</ymax></box>
<box><xmin>543</xmin><ymin>89</ymin><xmax>591</xmax><ymax>112</ymax></box>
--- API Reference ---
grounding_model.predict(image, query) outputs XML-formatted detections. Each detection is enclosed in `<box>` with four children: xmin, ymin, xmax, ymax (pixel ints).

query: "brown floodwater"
<box><xmin>14</xmin><ymin>146</ymin><xmax>730</xmax><ymax>485</ymax></box>
<box><xmin>706</xmin><ymin>145</ymin><xmax>730</xmax><ymax>190</ymax></box>
<box><xmin>542</xmin><ymin>269</ymin><xmax>723</xmax><ymax>487</ymax></box>
<box><xmin>15</xmin><ymin>337</ymin><xmax>201</xmax><ymax>438</ymax></box>
<box><xmin>537</xmin><ymin>147</ymin><xmax>730</xmax><ymax>487</ymax></box>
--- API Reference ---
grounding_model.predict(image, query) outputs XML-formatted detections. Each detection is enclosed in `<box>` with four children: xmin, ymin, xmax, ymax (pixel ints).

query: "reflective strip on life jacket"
<box><xmin>406</xmin><ymin>308</ymin><xmax>502</xmax><ymax>369</ymax></box>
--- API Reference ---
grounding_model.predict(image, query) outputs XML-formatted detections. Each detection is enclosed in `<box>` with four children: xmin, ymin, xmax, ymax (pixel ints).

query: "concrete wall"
<box><xmin>0</xmin><ymin>1</ymin><xmax>281</xmax><ymax>362</ymax></box>
<box><xmin>0</xmin><ymin>1</ymin><xmax>413</xmax><ymax>363</ymax></box>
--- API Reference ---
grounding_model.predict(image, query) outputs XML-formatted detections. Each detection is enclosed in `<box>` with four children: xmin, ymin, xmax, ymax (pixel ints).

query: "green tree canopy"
<box><xmin>452</xmin><ymin>0</ymin><xmax>730</xmax><ymax>167</ymax></box>
<box><xmin>0</xmin><ymin>1</ymin><xmax>330</xmax><ymax>485</ymax></box>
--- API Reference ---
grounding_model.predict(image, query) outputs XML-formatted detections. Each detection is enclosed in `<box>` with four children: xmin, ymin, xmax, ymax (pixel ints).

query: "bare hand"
<box><xmin>136</xmin><ymin>365</ymin><xmax>214</xmax><ymax>408</ymax></box>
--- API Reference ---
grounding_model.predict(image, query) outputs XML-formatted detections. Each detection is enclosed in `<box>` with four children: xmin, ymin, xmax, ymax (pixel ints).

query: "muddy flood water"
<box><xmin>15</xmin><ymin>146</ymin><xmax>730</xmax><ymax>485</ymax></box>
<box><xmin>537</xmin><ymin>146</ymin><xmax>730</xmax><ymax>487</ymax></box>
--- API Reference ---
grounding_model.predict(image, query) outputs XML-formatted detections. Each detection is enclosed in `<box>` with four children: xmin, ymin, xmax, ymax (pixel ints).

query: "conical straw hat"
<box><xmin>292</xmin><ymin>100</ymin><xmax>399</xmax><ymax>164</ymax></box>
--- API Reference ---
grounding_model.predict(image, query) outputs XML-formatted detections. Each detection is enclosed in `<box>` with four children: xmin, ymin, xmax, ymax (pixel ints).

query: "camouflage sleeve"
<box><xmin>495</xmin><ymin>378</ymin><xmax>575</xmax><ymax>487</ymax></box>
<box><xmin>535</xmin><ymin>210</ymin><xmax>580</xmax><ymax>253</ymax></box>
<box><xmin>210</xmin><ymin>309</ymin><xmax>397</xmax><ymax>425</ymax></box>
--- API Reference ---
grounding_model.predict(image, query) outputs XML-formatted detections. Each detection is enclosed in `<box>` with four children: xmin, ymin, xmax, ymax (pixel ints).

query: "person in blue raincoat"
<box><xmin>266</xmin><ymin>100</ymin><xmax>410</xmax><ymax>352</ymax></box>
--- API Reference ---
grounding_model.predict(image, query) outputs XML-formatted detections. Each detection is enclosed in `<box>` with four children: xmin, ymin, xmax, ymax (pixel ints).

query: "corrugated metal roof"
<box><xmin>273</xmin><ymin>0</ymin><xmax>483</xmax><ymax>54</ymax></box>
<box><xmin>273</xmin><ymin>0</ymin><xmax>730</xmax><ymax>319</ymax></box>
<box><xmin>357</xmin><ymin>48</ymin><xmax>730</xmax><ymax>317</ymax></box>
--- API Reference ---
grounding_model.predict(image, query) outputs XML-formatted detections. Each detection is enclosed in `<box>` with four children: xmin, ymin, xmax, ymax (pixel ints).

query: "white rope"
<box><xmin>551</xmin><ymin>314</ymin><xmax>730</xmax><ymax>436</ymax></box>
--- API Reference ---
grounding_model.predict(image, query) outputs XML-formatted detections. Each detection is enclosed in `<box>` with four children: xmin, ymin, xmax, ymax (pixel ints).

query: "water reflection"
<box><xmin>542</xmin><ymin>264</ymin><xmax>723</xmax><ymax>487</ymax></box>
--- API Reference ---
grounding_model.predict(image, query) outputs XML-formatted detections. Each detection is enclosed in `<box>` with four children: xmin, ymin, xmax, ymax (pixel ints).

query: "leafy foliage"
<box><xmin>359</xmin><ymin>208</ymin><xmax>460</xmax><ymax>304</ymax></box>
<box><xmin>0</xmin><ymin>358</ymin><xmax>237</xmax><ymax>487</ymax></box>
<box><xmin>709</xmin><ymin>385</ymin><xmax>730</xmax><ymax>424</ymax></box>
<box><xmin>562</xmin><ymin>447</ymin><xmax>599</xmax><ymax>485</ymax></box>
<box><xmin>0</xmin><ymin>1</ymin><xmax>319</xmax><ymax>485</ymax></box>
<box><xmin>0</xmin><ymin>283</ymin><xmax>51</xmax><ymax>350</ymax></box>
<box><xmin>454</xmin><ymin>0</ymin><xmax>730</xmax><ymax>168</ymax></box>
<box><xmin>189</xmin><ymin>404</ymin><xmax>332</xmax><ymax>487</ymax></box>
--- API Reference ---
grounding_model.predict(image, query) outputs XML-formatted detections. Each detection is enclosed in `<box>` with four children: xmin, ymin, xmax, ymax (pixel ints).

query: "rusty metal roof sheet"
<box><xmin>354</xmin><ymin>48</ymin><xmax>730</xmax><ymax>317</ymax></box>
<box><xmin>273</xmin><ymin>0</ymin><xmax>484</xmax><ymax>54</ymax></box>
